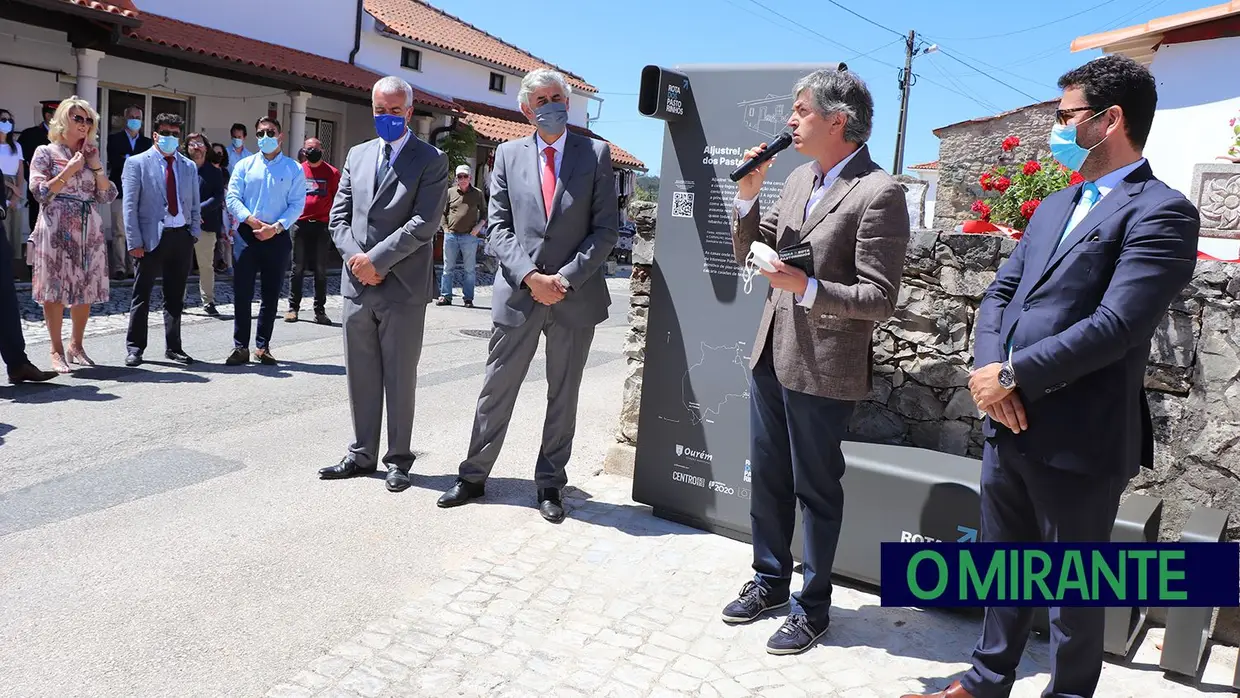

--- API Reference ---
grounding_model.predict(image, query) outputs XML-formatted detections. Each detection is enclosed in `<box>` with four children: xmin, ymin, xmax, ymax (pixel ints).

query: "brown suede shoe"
<box><xmin>901</xmin><ymin>680</ymin><xmax>975</xmax><ymax>698</ymax></box>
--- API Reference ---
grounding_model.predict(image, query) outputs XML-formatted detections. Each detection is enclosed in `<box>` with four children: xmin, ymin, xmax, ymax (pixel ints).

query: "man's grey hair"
<box><xmin>123</xmin><ymin>105</ymin><xmax>143</xmax><ymax>118</ymax></box>
<box><xmin>372</xmin><ymin>76</ymin><xmax>414</xmax><ymax>108</ymax></box>
<box><xmin>793</xmin><ymin>68</ymin><xmax>874</xmax><ymax>144</ymax></box>
<box><xmin>518</xmin><ymin>68</ymin><xmax>570</xmax><ymax>109</ymax></box>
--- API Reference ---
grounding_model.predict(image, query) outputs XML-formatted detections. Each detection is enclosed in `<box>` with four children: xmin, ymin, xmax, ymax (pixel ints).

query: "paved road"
<box><xmin>0</xmin><ymin>277</ymin><xmax>631</xmax><ymax>697</ymax></box>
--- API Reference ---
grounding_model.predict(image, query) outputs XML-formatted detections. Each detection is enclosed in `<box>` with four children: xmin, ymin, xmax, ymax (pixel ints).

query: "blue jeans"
<box><xmin>439</xmin><ymin>232</ymin><xmax>479</xmax><ymax>301</ymax></box>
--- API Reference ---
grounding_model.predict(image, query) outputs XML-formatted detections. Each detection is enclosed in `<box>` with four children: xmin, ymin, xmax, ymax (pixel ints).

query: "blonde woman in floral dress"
<box><xmin>27</xmin><ymin>96</ymin><xmax>117</xmax><ymax>372</ymax></box>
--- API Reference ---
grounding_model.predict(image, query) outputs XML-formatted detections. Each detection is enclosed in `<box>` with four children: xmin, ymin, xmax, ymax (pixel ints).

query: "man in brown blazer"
<box><xmin>719</xmin><ymin>67</ymin><xmax>911</xmax><ymax>655</ymax></box>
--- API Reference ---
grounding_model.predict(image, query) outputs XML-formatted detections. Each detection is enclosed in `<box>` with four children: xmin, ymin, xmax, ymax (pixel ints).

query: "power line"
<box><xmin>936</xmin><ymin>47</ymin><xmax>1046</xmax><ymax>102</ymax></box>
<box><xmin>821</xmin><ymin>0</ymin><xmax>906</xmax><ymax>39</ymax></box>
<box><xmin>929</xmin><ymin>0</ymin><xmax>1119</xmax><ymax>41</ymax></box>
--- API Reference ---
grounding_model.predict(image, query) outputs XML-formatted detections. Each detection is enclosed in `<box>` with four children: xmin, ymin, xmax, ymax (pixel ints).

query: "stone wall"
<box><xmin>932</xmin><ymin>100</ymin><xmax>1058</xmax><ymax>230</ymax></box>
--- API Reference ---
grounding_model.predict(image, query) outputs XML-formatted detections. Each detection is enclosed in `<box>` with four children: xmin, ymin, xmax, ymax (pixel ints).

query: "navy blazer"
<box><xmin>974</xmin><ymin>161</ymin><xmax>1200</xmax><ymax>480</ymax></box>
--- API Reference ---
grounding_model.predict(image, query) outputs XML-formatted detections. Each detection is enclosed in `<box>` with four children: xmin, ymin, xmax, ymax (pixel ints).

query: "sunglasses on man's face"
<box><xmin>256</xmin><ymin>128</ymin><xmax>278</xmax><ymax>138</ymax></box>
<box><xmin>456</xmin><ymin>174</ymin><xmax>470</xmax><ymax>179</ymax></box>
<box><xmin>156</xmin><ymin>129</ymin><xmax>180</xmax><ymax>138</ymax></box>
<box><xmin>71</xmin><ymin>114</ymin><xmax>95</xmax><ymax>125</ymax></box>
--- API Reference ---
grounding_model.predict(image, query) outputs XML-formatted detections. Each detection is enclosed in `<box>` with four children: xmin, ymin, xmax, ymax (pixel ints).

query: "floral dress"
<box><xmin>27</xmin><ymin>143</ymin><xmax>117</xmax><ymax>305</ymax></box>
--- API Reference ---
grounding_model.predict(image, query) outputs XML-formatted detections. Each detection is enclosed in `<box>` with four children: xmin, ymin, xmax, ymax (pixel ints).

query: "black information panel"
<box><xmin>631</xmin><ymin>63</ymin><xmax>843</xmax><ymax>536</ymax></box>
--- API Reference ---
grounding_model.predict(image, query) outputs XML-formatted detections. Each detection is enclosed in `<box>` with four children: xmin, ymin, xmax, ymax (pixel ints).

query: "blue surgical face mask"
<box><xmin>231</xmin><ymin>137</ymin><xmax>244</xmax><ymax>149</ymax></box>
<box><xmin>374</xmin><ymin>114</ymin><xmax>407</xmax><ymax>142</ymax></box>
<box><xmin>156</xmin><ymin>135</ymin><xmax>179</xmax><ymax>155</ymax></box>
<box><xmin>533</xmin><ymin>102</ymin><xmax>568</xmax><ymax>136</ymax></box>
<box><xmin>1048</xmin><ymin>109</ymin><xmax>1110</xmax><ymax>173</ymax></box>
<box><xmin>0</xmin><ymin>121</ymin><xmax>12</xmax><ymax>135</ymax></box>
<box><xmin>126</xmin><ymin>118</ymin><xmax>142</xmax><ymax>132</ymax></box>
<box><xmin>257</xmin><ymin>135</ymin><xmax>280</xmax><ymax>155</ymax></box>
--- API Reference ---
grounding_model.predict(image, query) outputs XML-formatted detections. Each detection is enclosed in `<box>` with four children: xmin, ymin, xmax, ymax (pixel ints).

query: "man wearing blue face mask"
<box><xmin>907</xmin><ymin>55</ymin><xmax>1201</xmax><ymax>698</ymax></box>
<box><xmin>224</xmin><ymin>116</ymin><xmax>305</xmax><ymax>366</ymax></box>
<box><xmin>437</xmin><ymin>68</ymin><xmax>619</xmax><ymax>523</ymax></box>
<box><xmin>106</xmin><ymin>105</ymin><xmax>151</xmax><ymax>280</ymax></box>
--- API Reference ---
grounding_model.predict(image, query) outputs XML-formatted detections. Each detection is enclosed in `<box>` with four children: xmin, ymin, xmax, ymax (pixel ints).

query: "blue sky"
<box><xmin>433</xmin><ymin>0</ymin><xmax>1204</xmax><ymax>177</ymax></box>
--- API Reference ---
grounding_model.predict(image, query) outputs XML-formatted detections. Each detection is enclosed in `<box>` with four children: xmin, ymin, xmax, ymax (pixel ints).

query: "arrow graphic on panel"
<box><xmin>957</xmin><ymin>526</ymin><xmax>978</xmax><ymax>543</ymax></box>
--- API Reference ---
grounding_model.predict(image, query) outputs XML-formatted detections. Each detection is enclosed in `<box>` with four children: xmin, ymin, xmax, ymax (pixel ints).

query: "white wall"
<box><xmin>134</xmin><ymin>0</ymin><xmax>361</xmax><ymax>63</ymax></box>
<box><xmin>354</xmin><ymin>14</ymin><xmax>591</xmax><ymax>128</ymax></box>
<box><xmin>1145</xmin><ymin>37</ymin><xmax>1240</xmax><ymax>198</ymax></box>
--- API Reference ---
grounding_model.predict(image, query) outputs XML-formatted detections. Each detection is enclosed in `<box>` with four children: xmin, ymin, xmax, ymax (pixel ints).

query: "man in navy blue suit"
<box><xmin>905</xmin><ymin>55</ymin><xmax>1200</xmax><ymax>698</ymax></box>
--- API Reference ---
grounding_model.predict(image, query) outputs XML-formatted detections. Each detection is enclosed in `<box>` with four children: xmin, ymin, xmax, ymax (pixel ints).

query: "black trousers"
<box><xmin>960</xmin><ymin>437</ymin><xmax>1127</xmax><ymax>698</ymax></box>
<box><xmin>126</xmin><ymin>226</ymin><xmax>194</xmax><ymax>355</ymax></box>
<box><xmin>748</xmin><ymin>346</ymin><xmax>856</xmax><ymax>628</ymax></box>
<box><xmin>0</xmin><ymin>227</ymin><xmax>31</xmax><ymax>371</ymax></box>
<box><xmin>289</xmin><ymin>220</ymin><xmax>329</xmax><ymax>313</ymax></box>
<box><xmin>232</xmin><ymin>225</ymin><xmax>292</xmax><ymax>351</ymax></box>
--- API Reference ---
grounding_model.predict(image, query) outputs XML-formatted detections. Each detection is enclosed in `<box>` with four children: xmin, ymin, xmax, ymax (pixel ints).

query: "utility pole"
<box><xmin>892</xmin><ymin>29</ymin><xmax>916</xmax><ymax>175</ymax></box>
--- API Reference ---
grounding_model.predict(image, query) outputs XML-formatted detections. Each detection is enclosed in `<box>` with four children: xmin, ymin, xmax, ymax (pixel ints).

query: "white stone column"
<box><xmin>74</xmin><ymin>48</ymin><xmax>105</xmax><ymax>109</ymax></box>
<box><xmin>288</xmin><ymin>91</ymin><xmax>311</xmax><ymax>156</ymax></box>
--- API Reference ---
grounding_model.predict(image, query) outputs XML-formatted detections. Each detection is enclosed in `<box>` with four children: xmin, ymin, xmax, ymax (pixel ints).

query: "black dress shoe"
<box><xmin>203</xmin><ymin>303</ymin><xmax>219</xmax><ymax>317</ymax></box>
<box><xmin>538</xmin><ymin>488</ymin><xmax>565</xmax><ymax>523</ymax></box>
<box><xmin>225</xmin><ymin>348</ymin><xmax>250</xmax><ymax>366</ymax></box>
<box><xmin>125</xmin><ymin>351</ymin><xmax>143</xmax><ymax>367</ymax></box>
<box><xmin>385</xmin><ymin>468</ymin><xmax>411</xmax><ymax>492</ymax></box>
<box><xmin>437</xmin><ymin>479</ymin><xmax>484</xmax><ymax>508</ymax></box>
<box><xmin>318</xmin><ymin>457</ymin><xmax>376</xmax><ymax>480</ymax></box>
<box><xmin>7</xmin><ymin>362</ymin><xmax>58</xmax><ymax>384</ymax></box>
<box><xmin>165</xmin><ymin>349</ymin><xmax>195</xmax><ymax>365</ymax></box>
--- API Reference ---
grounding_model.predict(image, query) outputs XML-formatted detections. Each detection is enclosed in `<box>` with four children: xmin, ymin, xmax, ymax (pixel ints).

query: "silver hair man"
<box><xmin>792</xmin><ymin>69</ymin><xmax>874</xmax><ymax>145</ymax></box>
<box><xmin>372</xmin><ymin>75</ymin><xmax>414</xmax><ymax>107</ymax></box>
<box><xmin>517</xmin><ymin>68</ymin><xmax>570</xmax><ymax>109</ymax></box>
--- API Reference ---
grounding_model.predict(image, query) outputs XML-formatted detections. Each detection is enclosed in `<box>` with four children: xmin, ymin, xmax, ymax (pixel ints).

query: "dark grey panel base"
<box><xmin>1159</xmin><ymin>506</ymin><xmax>1230</xmax><ymax>677</ymax></box>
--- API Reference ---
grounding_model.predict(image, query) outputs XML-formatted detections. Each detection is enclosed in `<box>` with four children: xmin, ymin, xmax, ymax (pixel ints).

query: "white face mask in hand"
<box><xmin>741</xmin><ymin>241</ymin><xmax>779</xmax><ymax>295</ymax></box>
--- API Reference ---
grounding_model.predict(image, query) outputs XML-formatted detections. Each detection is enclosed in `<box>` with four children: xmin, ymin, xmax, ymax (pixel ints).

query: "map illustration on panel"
<box><xmin>682</xmin><ymin>342</ymin><xmax>751</xmax><ymax>426</ymax></box>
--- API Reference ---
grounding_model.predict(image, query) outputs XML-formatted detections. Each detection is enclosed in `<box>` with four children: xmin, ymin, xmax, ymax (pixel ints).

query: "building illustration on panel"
<box><xmin>739</xmin><ymin>95</ymin><xmax>791</xmax><ymax>138</ymax></box>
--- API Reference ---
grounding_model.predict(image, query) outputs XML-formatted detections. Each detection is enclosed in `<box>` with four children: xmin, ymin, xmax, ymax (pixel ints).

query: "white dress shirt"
<box><xmin>535</xmin><ymin>130</ymin><xmax>570</xmax><ymax>288</ymax></box>
<box><xmin>158</xmin><ymin>153</ymin><xmax>187</xmax><ymax>229</ymax></box>
<box><xmin>1061</xmin><ymin>158</ymin><xmax>1146</xmax><ymax>243</ymax></box>
<box><xmin>379</xmin><ymin>128</ymin><xmax>411</xmax><ymax>171</ymax></box>
<box><xmin>733</xmin><ymin>147</ymin><xmax>863</xmax><ymax>308</ymax></box>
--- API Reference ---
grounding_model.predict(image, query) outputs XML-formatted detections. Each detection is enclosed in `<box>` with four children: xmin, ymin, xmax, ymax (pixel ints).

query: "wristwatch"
<box><xmin>998</xmin><ymin>361</ymin><xmax>1017</xmax><ymax>390</ymax></box>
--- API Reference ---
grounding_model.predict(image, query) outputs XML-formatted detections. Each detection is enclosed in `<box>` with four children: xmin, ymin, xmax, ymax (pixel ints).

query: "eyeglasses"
<box><xmin>70</xmin><ymin>114</ymin><xmax>95</xmax><ymax>125</ymax></box>
<box><xmin>0</xmin><ymin>118</ymin><xmax>12</xmax><ymax>124</ymax></box>
<box><xmin>1055</xmin><ymin>107</ymin><xmax>1096</xmax><ymax>125</ymax></box>
<box><xmin>256</xmin><ymin>128</ymin><xmax>278</xmax><ymax>138</ymax></box>
<box><xmin>156</xmin><ymin>129</ymin><xmax>180</xmax><ymax>137</ymax></box>
<box><xmin>456</xmin><ymin>174</ymin><xmax>470</xmax><ymax>179</ymax></box>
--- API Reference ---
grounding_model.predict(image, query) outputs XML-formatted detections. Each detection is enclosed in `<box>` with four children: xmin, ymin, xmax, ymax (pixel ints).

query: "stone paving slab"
<box><xmin>268</xmin><ymin>474</ymin><xmax>1237</xmax><ymax>698</ymax></box>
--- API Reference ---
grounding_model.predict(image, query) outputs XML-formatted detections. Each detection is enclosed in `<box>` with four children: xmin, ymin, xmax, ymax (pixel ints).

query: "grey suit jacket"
<box><xmin>121</xmin><ymin>147</ymin><xmax>201</xmax><ymax>251</ymax></box>
<box><xmin>488</xmin><ymin>131</ymin><xmax>619</xmax><ymax>328</ymax></box>
<box><xmin>329</xmin><ymin>134</ymin><xmax>450</xmax><ymax>305</ymax></box>
<box><xmin>731</xmin><ymin>143</ymin><xmax>911</xmax><ymax>401</ymax></box>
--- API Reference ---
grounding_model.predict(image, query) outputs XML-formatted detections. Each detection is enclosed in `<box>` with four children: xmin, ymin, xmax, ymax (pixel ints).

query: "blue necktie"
<box><xmin>1059</xmin><ymin>182</ymin><xmax>1099</xmax><ymax>248</ymax></box>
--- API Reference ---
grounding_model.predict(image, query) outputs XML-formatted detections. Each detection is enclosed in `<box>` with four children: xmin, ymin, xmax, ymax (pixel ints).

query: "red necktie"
<box><xmin>165</xmin><ymin>156</ymin><xmax>178</xmax><ymax>217</ymax></box>
<box><xmin>541</xmin><ymin>146</ymin><xmax>556</xmax><ymax>219</ymax></box>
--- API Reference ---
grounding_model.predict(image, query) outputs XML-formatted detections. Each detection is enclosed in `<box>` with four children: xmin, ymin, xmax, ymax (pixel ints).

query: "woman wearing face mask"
<box><xmin>26</xmin><ymin>96</ymin><xmax>117</xmax><ymax>371</ymax></box>
<box><xmin>0</xmin><ymin>109</ymin><xmax>25</xmax><ymax>265</ymax></box>
<box><xmin>186</xmin><ymin>133</ymin><xmax>223</xmax><ymax>316</ymax></box>
<box><xmin>210</xmin><ymin>144</ymin><xmax>232</xmax><ymax>274</ymax></box>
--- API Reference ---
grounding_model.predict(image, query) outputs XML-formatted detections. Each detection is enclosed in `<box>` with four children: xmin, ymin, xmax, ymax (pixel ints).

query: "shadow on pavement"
<box><xmin>0</xmin><ymin>382</ymin><xmax>120</xmax><ymax>402</ymax></box>
<box><xmin>0</xmin><ymin>423</ymin><xmax>12</xmax><ymax>445</ymax></box>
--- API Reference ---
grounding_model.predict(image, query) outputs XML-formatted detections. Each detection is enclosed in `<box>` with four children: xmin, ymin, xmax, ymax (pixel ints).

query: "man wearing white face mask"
<box><xmin>121</xmin><ymin>112</ymin><xmax>201</xmax><ymax>367</ymax></box>
<box><xmin>437</xmin><ymin>68</ymin><xmax>619</xmax><ymax>523</ymax></box>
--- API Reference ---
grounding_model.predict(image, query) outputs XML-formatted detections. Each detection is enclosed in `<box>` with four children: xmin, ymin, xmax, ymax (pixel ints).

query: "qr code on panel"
<box><xmin>671</xmin><ymin>191</ymin><xmax>694</xmax><ymax>218</ymax></box>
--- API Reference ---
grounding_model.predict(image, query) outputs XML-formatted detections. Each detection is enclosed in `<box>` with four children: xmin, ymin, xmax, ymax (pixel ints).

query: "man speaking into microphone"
<box><xmin>720</xmin><ymin>67</ymin><xmax>911</xmax><ymax>655</ymax></box>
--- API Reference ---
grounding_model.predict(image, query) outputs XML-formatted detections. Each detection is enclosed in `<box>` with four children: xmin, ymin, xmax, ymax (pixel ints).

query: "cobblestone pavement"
<box><xmin>268</xmin><ymin>474</ymin><xmax>1236</xmax><ymax>698</ymax></box>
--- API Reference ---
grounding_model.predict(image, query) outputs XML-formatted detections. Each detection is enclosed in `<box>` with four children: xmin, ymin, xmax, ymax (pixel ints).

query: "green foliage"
<box><xmin>439</xmin><ymin>123</ymin><xmax>478</xmax><ymax>171</ymax></box>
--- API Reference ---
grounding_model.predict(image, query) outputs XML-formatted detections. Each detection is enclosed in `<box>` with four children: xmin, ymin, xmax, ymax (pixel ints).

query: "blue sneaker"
<box><xmin>721</xmin><ymin>581</ymin><xmax>789</xmax><ymax>624</ymax></box>
<box><xmin>766</xmin><ymin>614</ymin><xmax>828</xmax><ymax>655</ymax></box>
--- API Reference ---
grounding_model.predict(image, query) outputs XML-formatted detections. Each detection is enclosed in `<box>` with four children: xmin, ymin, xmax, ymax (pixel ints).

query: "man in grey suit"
<box><xmin>720</xmin><ymin>68</ymin><xmax>911</xmax><ymax>655</ymax></box>
<box><xmin>437</xmin><ymin>68</ymin><xmax>619</xmax><ymax>523</ymax></box>
<box><xmin>122</xmin><ymin>112</ymin><xmax>201</xmax><ymax>367</ymax></box>
<box><xmin>320</xmin><ymin>76</ymin><xmax>450</xmax><ymax>493</ymax></box>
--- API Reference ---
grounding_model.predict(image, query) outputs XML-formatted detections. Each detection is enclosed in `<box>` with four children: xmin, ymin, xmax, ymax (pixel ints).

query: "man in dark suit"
<box><xmin>0</xmin><ymin>170</ymin><xmax>57</xmax><ymax>384</ymax></box>
<box><xmin>106</xmin><ymin>104</ymin><xmax>152</xmax><ymax>279</ymax></box>
<box><xmin>905</xmin><ymin>55</ymin><xmax>1201</xmax><ymax>698</ymax></box>
<box><xmin>436</xmin><ymin>68</ymin><xmax>619</xmax><ymax>523</ymax></box>
<box><xmin>722</xmin><ymin>67</ymin><xmax>911</xmax><ymax>655</ymax></box>
<box><xmin>17</xmin><ymin>101</ymin><xmax>56</xmax><ymax>240</ymax></box>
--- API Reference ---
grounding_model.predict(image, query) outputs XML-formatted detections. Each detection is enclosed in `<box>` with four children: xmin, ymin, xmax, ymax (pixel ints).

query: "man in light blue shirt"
<box><xmin>224</xmin><ymin>115</ymin><xmax>305</xmax><ymax>366</ymax></box>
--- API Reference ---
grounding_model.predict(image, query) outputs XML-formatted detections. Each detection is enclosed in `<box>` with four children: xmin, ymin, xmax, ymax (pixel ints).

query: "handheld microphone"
<box><xmin>729</xmin><ymin>131</ymin><xmax>793</xmax><ymax>182</ymax></box>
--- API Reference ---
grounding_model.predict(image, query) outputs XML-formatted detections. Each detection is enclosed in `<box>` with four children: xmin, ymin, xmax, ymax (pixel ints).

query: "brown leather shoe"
<box><xmin>7</xmin><ymin>362</ymin><xmax>58</xmax><ymax>384</ymax></box>
<box><xmin>900</xmin><ymin>680</ymin><xmax>974</xmax><ymax>698</ymax></box>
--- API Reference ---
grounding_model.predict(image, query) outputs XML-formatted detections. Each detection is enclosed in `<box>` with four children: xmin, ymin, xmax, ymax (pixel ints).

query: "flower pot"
<box><xmin>962</xmin><ymin>220</ymin><xmax>998</xmax><ymax>234</ymax></box>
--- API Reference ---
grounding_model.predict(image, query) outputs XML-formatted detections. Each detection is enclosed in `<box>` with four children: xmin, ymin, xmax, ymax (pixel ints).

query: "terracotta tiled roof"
<box><xmin>365</xmin><ymin>0</ymin><xmax>598</xmax><ymax>94</ymax></box>
<box><xmin>1072</xmin><ymin>0</ymin><xmax>1240</xmax><ymax>64</ymax></box>
<box><xmin>908</xmin><ymin>160</ymin><xmax>938</xmax><ymax>170</ymax></box>
<box><xmin>57</xmin><ymin>0</ymin><xmax>139</xmax><ymax>20</ymax></box>
<box><xmin>119</xmin><ymin>13</ymin><xmax>458</xmax><ymax>112</ymax></box>
<box><xmin>457</xmin><ymin>99</ymin><xmax>644</xmax><ymax>170</ymax></box>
